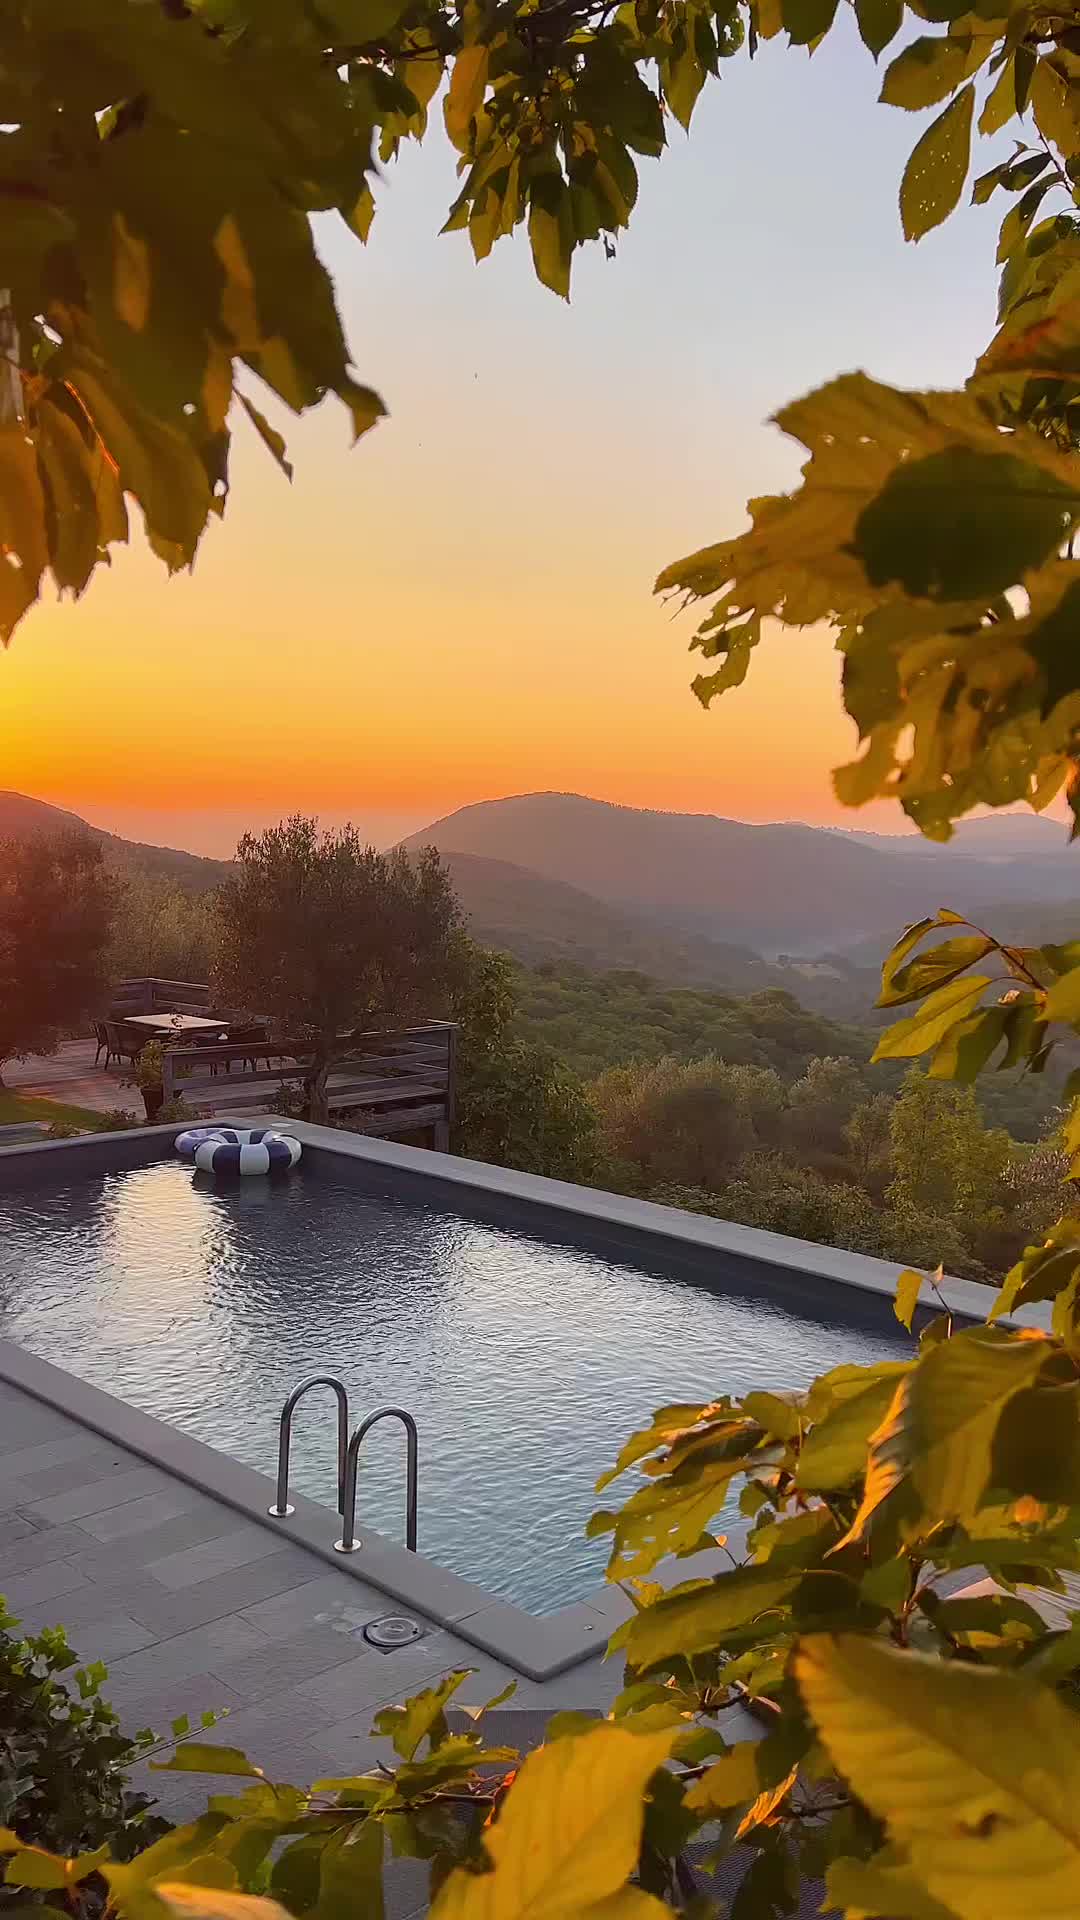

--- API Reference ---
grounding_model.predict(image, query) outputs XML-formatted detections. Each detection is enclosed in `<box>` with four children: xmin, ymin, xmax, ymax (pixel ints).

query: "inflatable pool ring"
<box><xmin>175</xmin><ymin>1126</ymin><xmax>302</xmax><ymax>1176</ymax></box>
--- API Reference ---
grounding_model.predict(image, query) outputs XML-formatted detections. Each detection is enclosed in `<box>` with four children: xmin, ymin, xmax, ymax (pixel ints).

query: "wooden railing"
<box><xmin>161</xmin><ymin>1021</ymin><xmax>457</xmax><ymax>1149</ymax></box>
<box><xmin>109</xmin><ymin>976</ymin><xmax>213</xmax><ymax>1016</ymax></box>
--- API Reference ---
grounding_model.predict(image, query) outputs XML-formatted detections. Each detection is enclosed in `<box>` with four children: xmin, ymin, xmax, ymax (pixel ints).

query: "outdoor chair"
<box><xmin>93</xmin><ymin>1021</ymin><xmax>110</xmax><ymax>1068</ymax></box>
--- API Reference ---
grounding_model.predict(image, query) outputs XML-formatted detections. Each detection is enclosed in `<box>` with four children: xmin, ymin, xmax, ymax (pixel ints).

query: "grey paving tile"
<box><xmin>297</xmin><ymin>1632</ymin><xmax>466</xmax><ymax>1720</ymax></box>
<box><xmin>5</xmin><ymin>1511</ymin><xmax>42</xmax><ymax>1542</ymax></box>
<box><xmin>79</xmin><ymin>1491</ymin><xmax>206</xmax><ymax>1544</ymax></box>
<box><xmin>106</xmin><ymin>1550</ymin><xmax>325</xmax><ymax>1640</ymax></box>
<box><xmin>21</xmin><ymin>1448</ymin><xmax>138</xmax><ymax>1497</ymax></box>
<box><xmin>4</xmin><ymin>1558</ymin><xmax>91</xmax><ymax>1609</ymax></box>
<box><xmin>101</xmin><ymin>1672</ymin><xmax>245</xmax><ymax>1740</ymax></box>
<box><xmin>9</xmin><ymin>1608</ymin><xmax>159</xmax><ymax>1664</ymax></box>
<box><xmin>28</xmin><ymin>1467</ymin><xmax>176</xmax><ymax>1525</ymax></box>
<box><xmin>208</xmin><ymin>1622</ymin><xmax>372</xmax><ymax>1703</ymax></box>
<box><xmin>104</xmin><ymin>1617</ymin><xmax>271</xmax><ymax>1704</ymax></box>
<box><xmin>309</xmin><ymin>1713</ymin><xmax>385</xmax><ymax>1775</ymax></box>
<box><xmin>385</xmin><ymin>1853</ymin><xmax>431</xmax><ymax>1920</ymax></box>
<box><xmin>0</xmin><ymin>1475</ymin><xmax>34</xmax><ymax>1511</ymax></box>
<box><xmin>147</xmin><ymin>1525</ymin><xmax>292</xmax><ymax>1591</ymax></box>
<box><xmin>13</xmin><ymin>1569</ymin><xmax>170</xmax><ymax>1634</ymax></box>
<box><xmin>3</xmin><ymin>1522</ymin><xmax>113</xmax><ymax>1580</ymax></box>
<box><xmin>72</xmin><ymin>1503</ymin><xmax>243</xmax><ymax>1572</ymax></box>
<box><xmin>237</xmin><ymin>1573</ymin><xmax>387</xmax><ymax>1640</ymax></box>
<box><xmin>0</xmin><ymin>1432</ymin><xmax>115</xmax><ymax>1477</ymax></box>
<box><xmin>0</xmin><ymin>1403</ymin><xmax>68</xmax><ymax>1450</ymax></box>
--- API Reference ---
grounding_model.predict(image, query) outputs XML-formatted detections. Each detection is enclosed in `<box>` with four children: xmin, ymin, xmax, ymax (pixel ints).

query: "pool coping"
<box><xmin>0</xmin><ymin>1116</ymin><xmax>1049</xmax><ymax>1680</ymax></box>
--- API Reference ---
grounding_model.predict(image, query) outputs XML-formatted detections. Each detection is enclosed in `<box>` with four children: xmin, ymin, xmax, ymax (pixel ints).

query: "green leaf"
<box><xmin>683</xmin><ymin>1741</ymin><xmax>762</xmax><ymax>1811</ymax></box>
<box><xmin>798</xmin><ymin>1373</ymin><xmax>909</xmax><ymax>1491</ymax></box>
<box><xmin>236</xmin><ymin>395</ymin><xmax>293</xmax><ymax>482</ymax></box>
<box><xmin>1044</xmin><ymin>965</ymin><xmax>1080</xmax><ymax>1024</ymax></box>
<box><xmin>979</xmin><ymin>55</ymin><xmax>1016</xmax><ymax>134</ymax></box>
<box><xmin>856</xmin><ymin>446</ymin><xmax>1079</xmax><ymax>599</ymax></box>
<box><xmin>782</xmin><ymin>0</ymin><xmax>839</xmax><ymax>46</ymax></box>
<box><xmin>900</xmin><ymin>84</ymin><xmax>976</xmax><ymax>240</ymax></box>
<box><xmin>153</xmin><ymin>1745</ymin><xmax>264</xmax><ymax>1779</ymax></box>
<box><xmin>826</xmin><ymin>1849</ymin><xmax>962</xmax><ymax>1920</ymax></box>
<box><xmin>882</xmin><ymin>37</ymin><xmax>986</xmax><ymax>111</ymax></box>
<box><xmin>878</xmin><ymin>933</ymin><xmax>995</xmax><ymax>1008</ymax></box>
<box><xmin>443</xmin><ymin>46</ymin><xmax>489</xmax><ymax>149</ymax></box>
<box><xmin>371</xmin><ymin>1671</ymin><xmax>470</xmax><ymax>1762</ymax></box>
<box><xmin>990</xmin><ymin>1220</ymin><xmax>1080</xmax><ymax>1321</ymax></box>
<box><xmin>840</xmin><ymin>1326</ymin><xmax>1057</xmax><ymax>1543</ymax></box>
<box><xmin>428</xmin><ymin>1723</ymin><xmax>676</xmax><ymax>1920</ymax></box>
<box><xmin>895</xmin><ymin>1269</ymin><xmax>924</xmax><ymax>1332</ymax></box>
<box><xmin>873</xmin><ymin>976</ymin><xmax>992</xmax><ymax>1062</ymax></box>
<box><xmin>623</xmin><ymin>1566</ymin><xmax>799</xmax><ymax>1670</ymax></box>
<box><xmin>528</xmin><ymin>174</ymin><xmax>574</xmax><ymax>300</ymax></box>
<box><xmin>855</xmin><ymin>0</ymin><xmax>902</xmax><ymax>56</ymax></box>
<box><xmin>797</xmin><ymin>1634</ymin><xmax>1080</xmax><ymax>1920</ymax></box>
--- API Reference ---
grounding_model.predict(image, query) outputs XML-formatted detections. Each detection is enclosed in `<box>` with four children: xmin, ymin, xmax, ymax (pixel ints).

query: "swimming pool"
<box><xmin>0</xmin><ymin>1154</ymin><xmax>911</xmax><ymax>1611</ymax></box>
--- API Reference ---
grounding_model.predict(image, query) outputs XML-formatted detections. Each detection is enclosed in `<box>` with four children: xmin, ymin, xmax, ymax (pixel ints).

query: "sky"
<box><xmin>0</xmin><ymin>18</ymin><xmax>1014</xmax><ymax>857</ymax></box>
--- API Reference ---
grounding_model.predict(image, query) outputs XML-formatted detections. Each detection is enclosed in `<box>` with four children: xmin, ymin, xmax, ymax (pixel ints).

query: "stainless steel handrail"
<box><xmin>334</xmin><ymin>1407</ymin><xmax>418</xmax><ymax>1555</ymax></box>
<box><xmin>268</xmin><ymin>1375</ymin><xmax>349</xmax><ymax>1519</ymax></box>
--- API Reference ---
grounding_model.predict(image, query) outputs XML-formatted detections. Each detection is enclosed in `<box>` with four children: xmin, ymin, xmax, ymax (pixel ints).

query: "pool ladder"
<box><xmin>268</xmin><ymin>1375</ymin><xmax>418</xmax><ymax>1556</ymax></box>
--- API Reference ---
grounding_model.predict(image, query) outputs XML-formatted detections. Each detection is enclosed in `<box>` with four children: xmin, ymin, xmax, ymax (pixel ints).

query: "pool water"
<box><xmin>0</xmin><ymin>1160</ymin><xmax>911</xmax><ymax>1611</ymax></box>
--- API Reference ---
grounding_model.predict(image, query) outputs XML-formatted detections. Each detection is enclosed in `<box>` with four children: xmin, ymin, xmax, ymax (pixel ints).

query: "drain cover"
<box><xmin>363</xmin><ymin>1613</ymin><xmax>423</xmax><ymax>1650</ymax></box>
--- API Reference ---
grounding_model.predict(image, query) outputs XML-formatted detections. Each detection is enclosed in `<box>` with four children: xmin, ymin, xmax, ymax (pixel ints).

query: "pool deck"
<box><xmin>0</xmin><ymin>1373</ymin><xmax>643</xmax><ymax>1829</ymax></box>
<box><xmin>3</xmin><ymin>1039</ymin><xmax>137</xmax><ymax>1117</ymax></box>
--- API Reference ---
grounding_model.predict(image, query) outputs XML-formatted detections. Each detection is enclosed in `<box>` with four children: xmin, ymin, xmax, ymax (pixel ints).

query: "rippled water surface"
<box><xmin>0</xmin><ymin>1160</ymin><xmax>911</xmax><ymax>1609</ymax></box>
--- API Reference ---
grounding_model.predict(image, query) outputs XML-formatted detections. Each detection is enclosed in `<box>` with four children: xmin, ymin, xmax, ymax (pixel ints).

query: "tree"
<box><xmin>106</xmin><ymin>870</ymin><xmax>216</xmax><ymax>985</ymax></box>
<box><xmin>0</xmin><ymin>832</ymin><xmax>115</xmax><ymax>1084</ymax></box>
<box><xmin>451</xmin><ymin>943</ymin><xmax>598</xmax><ymax>1179</ymax></box>
<box><xmin>212</xmin><ymin>817</ymin><xmax>460</xmax><ymax>1123</ymax></box>
<box><xmin>0</xmin><ymin>0</ymin><xmax>744</xmax><ymax>636</ymax></box>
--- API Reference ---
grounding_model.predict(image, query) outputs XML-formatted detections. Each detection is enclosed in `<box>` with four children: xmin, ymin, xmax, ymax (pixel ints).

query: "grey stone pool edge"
<box><xmin>0</xmin><ymin>1118</ymin><xmax>1049</xmax><ymax>1684</ymax></box>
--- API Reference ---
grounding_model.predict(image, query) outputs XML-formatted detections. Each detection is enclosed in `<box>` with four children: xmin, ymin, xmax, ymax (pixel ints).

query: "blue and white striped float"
<box><xmin>175</xmin><ymin>1126</ymin><xmax>302</xmax><ymax>1176</ymax></box>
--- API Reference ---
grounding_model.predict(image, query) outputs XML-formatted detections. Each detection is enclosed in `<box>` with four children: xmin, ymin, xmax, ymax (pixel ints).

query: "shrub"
<box><xmin>0</xmin><ymin>1601</ymin><xmax>167</xmax><ymax>1884</ymax></box>
<box><xmin>93</xmin><ymin>1109</ymin><xmax>140</xmax><ymax>1133</ymax></box>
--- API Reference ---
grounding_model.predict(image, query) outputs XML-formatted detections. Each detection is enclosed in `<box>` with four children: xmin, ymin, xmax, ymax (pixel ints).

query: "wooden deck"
<box><xmin>161</xmin><ymin>1024</ymin><xmax>456</xmax><ymax>1148</ymax></box>
<box><xmin>3</xmin><ymin>1040</ymin><xmax>141</xmax><ymax>1117</ymax></box>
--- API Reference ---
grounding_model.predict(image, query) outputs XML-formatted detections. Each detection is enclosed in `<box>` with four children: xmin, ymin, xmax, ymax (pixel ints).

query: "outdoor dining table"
<box><xmin>122</xmin><ymin>1014</ymin><xmax>231</xmax><ymax>1039</ymax></box>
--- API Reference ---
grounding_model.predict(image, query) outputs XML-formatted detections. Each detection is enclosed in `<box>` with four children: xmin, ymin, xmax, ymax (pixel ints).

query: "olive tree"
<box><xmin>212</xmin><ymin>816</ymin><xmax>460</xmax><ymax>1123</ymax></box>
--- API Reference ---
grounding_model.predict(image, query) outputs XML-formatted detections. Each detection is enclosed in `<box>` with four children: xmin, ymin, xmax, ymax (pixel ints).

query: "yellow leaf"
<box><xmin>683</xmin><ymin>1741</ymin><xmax>761</xmax><ymax>1812</ymax></box>
<box><xmin>797</xmin><ymin>1634</ymin><xmax>1080</xmax><ymax>1920</ymax></box>
<box><xmin>112</xmin><ymin>212</ymin><xmax>151</xmax><ymax>332</ymax></box>
<box><xmin>900</xmin><ymin>84</ymin><xmax>975</xmax><ymax>241</ymax></box>
<box><xmin>895</xmin><ymin>1269</ymin><xmax>924</xmax><ymax>1331</ymax></box>
<box><xmin>734</xmin><ymin>1765</ymin><xmax>797</xmax><ymax>1838</ymax></box>
<box><xmin>444</xmin><ymin>47</ymin><xmax>489</xmax><ymax>149</ymax></box>
<box><xmin>429</xmin><ymin>1724</ymin><xmax>676</xmax><ymax>1920</ymax></box>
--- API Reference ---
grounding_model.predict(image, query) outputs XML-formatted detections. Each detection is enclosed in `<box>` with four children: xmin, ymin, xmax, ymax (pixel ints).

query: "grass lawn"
<box><xmin>0</xmin><ymin>1091</ymin><xmax>106</xmax><ymax>1130</ymax></box>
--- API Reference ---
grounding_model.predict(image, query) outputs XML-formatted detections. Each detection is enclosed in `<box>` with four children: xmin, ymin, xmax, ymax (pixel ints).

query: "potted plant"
<box><xmin>133</xmin><ymin>1039</ymin><xmax>166</xmax><ymax>1122</ymax></box>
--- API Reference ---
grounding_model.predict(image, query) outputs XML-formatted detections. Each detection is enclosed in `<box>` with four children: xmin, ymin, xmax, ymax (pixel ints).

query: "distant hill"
<box><xmin>0</xmin><ymin>790</ymin><xmax>229</xmax><ymax>892</ymax></box>
<box><xmin>403</xmin><ymin>791</ymin><xmax>1079</xmax><ymax>952</ymax></box>
<box><xmin>442</xmin><ymin>850</ymin><xmax>775</xmax><ymax>992</ymax></box>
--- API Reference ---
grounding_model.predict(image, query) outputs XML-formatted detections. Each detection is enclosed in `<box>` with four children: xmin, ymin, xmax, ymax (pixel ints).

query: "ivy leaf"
<box><xmin>895</xmin><ymin>1269</ymin><xmax>924</xmax><ymax>1332</ymax></box>
<box><xmin>900</xmin><ymin>84</ymin><xmax>976</xmax><ymax>240</ymax></box>
<box><xmin>855</xmin><ymin>0</ymin><xmax>903</xmax><ymax>57</ymax></box>
<box><xmin>797</xmin><ymin>1634</ymin><xmax>1080</xmax><ymax>1920</ymax></box>
<box><xmin>428</xmin><ymin>1724</ymin><xmax>676</xmax><ymax>1920</ymax></box>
